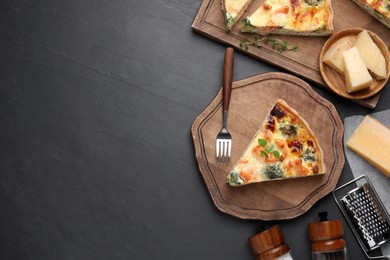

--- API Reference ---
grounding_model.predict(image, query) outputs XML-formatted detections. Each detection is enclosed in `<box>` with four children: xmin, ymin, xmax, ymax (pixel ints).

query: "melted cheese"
<box><xmin>347</xmin><ymin>116</ymin><xmax>390</xmax><ymax>177</ymax></box>
<box><xmin>223</xmin><ymin>0</ymin><xmax>254</xmax><ymax>30</ymax></box>
<box><xmin>247</xmin><ymin>0</ymin><xmax>331</xmax><ymax>31</ymax></box>
<box><xmin>225</xmin><ymin>0</ymin><xmax>251</xmax><ymax>15</ymax></box>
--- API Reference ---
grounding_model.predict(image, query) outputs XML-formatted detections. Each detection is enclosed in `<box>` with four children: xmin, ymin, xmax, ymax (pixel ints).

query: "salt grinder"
<box><xmin>248</xmin><ymin>225</ymin><xmax>295</xmax><ymax>260</ymax></box>
<box><xmin>308</xmin><ymin>212</ymin><xmax>348</xmax><ymax>260</ymax></box>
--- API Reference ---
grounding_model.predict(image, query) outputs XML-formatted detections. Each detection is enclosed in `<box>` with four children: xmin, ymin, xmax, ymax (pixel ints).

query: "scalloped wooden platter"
<box><xmin>319</xmin><ymin>28</ymin><xmax>390</xmax><ymax>100</ymax></box>
<box><xmin>191</xmin><ymin>72</ymin><xmax>344</xmax><ymax>220</ymax></box>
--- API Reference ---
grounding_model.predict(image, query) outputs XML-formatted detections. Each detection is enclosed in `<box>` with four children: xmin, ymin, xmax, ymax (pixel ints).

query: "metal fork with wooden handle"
<box><xmin>216</xmin><ymin>47</ymin><xmax>234</xmax><ymax>164</ymax></box>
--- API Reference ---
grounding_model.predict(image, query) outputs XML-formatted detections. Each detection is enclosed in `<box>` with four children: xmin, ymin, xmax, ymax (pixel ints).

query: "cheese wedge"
<box><xmin>322</xmin><ymin>39</ymin><xmax>353</xmax><ymax>74</ymax></box>
<box><xmin>343</xmin><ymin>47</ymin><xmax>372</xmax><ymax>93</ymax></box>
<box><xmin>354</xmin><ymin>30</ymin><xmax>387</xmax><ymax>80</ymax></box>
<box><xmin>347</xmin><ymin>116</ymin><xmax>390</xmax><ymax>177</ymax></box>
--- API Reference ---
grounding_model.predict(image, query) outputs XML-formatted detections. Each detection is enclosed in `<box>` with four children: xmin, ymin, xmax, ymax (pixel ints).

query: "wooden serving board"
<box><xmin>191</xmin><ymin>72</ymin><xmax>344</xmax><ymax>220</ymax></box>
<box><xmin>191</xmin><ymin>0</ymin><xmax>390</xmax><ymax>108</ymax></box>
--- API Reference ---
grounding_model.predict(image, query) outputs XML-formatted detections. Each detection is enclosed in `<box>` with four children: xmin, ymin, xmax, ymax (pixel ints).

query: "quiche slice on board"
<box><xmin>221</xmin><ymin>0</ymin><xmax>254</xmax><ymax>30</ymax></box>
<box><xmin>351</xmin><ymin>0</ymin><xmax>390</xmax><ymax>29</ymax></box>
<box><xmin>226</xmin><ymin>99</ymin><xmax>326</xmax><ymax>187</ymax></box>
<box><xmin>240</xmin><ymin>0</ymin><xmax>334</xmax><ymax>36</ymax></box>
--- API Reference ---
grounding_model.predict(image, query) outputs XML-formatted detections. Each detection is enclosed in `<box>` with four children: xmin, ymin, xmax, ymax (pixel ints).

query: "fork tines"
<box><xmin>216</xmin><ymin>133</ymin><xmax>231</xmax><ymax>164</ymax></box>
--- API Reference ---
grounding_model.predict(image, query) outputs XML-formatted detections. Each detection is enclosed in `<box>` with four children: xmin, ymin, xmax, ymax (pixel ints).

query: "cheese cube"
<box><xmin>355</xmin><ymin>30</ymin><xmax>387</xmax><ymax>80</ymax></box>
<box><xmin>347</xmin><ymin>116</ymin><xmax>390</xmax><ymax>177</ymax></box>
<box><xmin>322</xmin><ymin>39</ymin><xmax>353</xmax><ymax>74</ymax></box>
<box><xmin>343</xmin><ymin>47</ymin><xmax>372</xmax><ymax>93</ymax></box>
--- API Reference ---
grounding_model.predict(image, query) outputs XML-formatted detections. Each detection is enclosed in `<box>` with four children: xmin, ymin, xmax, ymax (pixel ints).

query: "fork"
<box><xmin>216</xmin><ymin>47</ymin><xmax>234</xmax><ymax>164</ymax></box>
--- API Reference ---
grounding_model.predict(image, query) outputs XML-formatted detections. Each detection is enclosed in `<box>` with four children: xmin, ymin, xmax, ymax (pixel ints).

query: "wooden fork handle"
<box><xmin>223</xmin><ymin>47</ymin><xmax>234</xmax><ymax>112</ymax></box>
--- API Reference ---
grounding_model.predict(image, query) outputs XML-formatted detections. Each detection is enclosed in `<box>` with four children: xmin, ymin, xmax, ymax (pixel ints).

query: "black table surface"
<box><xmin>1</xmin><ymin>1</ymin><xmax>389</xmax><ymax>259</ymax></box>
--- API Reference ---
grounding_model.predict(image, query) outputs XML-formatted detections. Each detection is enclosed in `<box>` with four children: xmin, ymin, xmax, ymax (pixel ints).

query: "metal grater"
<box><xmin>333</xmin><ymin>175</ymin><xmax>390</xmax><ymax>260</ymax></box>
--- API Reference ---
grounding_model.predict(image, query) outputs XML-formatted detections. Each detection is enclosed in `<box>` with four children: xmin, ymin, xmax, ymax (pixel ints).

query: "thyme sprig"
<box><xmin>240</xmin><ymin>36</ymin><xmax>298</xmax><ymax>53</ymax></box>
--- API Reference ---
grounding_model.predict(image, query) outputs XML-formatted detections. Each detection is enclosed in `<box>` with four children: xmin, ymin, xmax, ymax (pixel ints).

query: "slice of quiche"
<box><xmin>351</xmin><ymin>0</ymin><xmax>390</xmax><ymax>29</ymax></box>
<box><xmin>226</xmin><ymin>99</ymin><xmax>326</xmax><ymax>187</ymax></box>
<box><xmin>222</xmin><ymin>0</ymin><xmax>254</xmax><ymax>30</ymax></box>
<box><xmin>240</xmin><ymin>0</ymin><xmax>334</xmax><ymax>36</ymax></box>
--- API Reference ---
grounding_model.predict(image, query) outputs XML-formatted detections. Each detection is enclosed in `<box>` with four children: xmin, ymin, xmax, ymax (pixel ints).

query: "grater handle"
<box><xmin>332</xmin><ymin>175</ymin><xmax>367</xmax><ymax>197</ymax></box>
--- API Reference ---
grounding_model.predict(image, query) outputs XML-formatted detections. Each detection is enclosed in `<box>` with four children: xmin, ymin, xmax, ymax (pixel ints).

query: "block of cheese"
<box><xmin>347</xmin><ymin>116</ymin><xmax>390</xmax><ymax>177</ymax></box>
<box><xmin>343</xmin><ymin>47</ymin><xmax>373</xmax><ymax>93</ymax></box>
<box><xmin>354</xmin><ymin>30</ymin><xmax>387</xmax><ymax>80</ymax></box>
<box><xmin>322</xmin><ymin>39</ymin><xmax>353</xmax><ymax>74</ymax></box>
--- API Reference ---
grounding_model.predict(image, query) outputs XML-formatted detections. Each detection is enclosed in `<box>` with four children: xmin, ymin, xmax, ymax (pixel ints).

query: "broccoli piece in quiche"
<box><xmin>264</xmin><ymin>163</ymin><xmax>284</xmax><ymax>180</ymax></box>
<box><xmin>226</xmin><ymin>171</ymin><xmax>244</xmax><ymax>187</ymax></box>
<box><xmin>278</xmin><ymin>123</ymin><xmax>298</xmax><ymax>138</ymax></box>
<box><xmin>302</xmin><ymin>148</ymin><xmax>317</xmax><ymax>162</ymax></box>
<box><xmin>240</xmin><ymin>18</ymin><xmax>258</xmax><ymax>32</ymax></box>
<box><xmin>225</xmin><ymin>13</ymin><xmax>235</xmax><ymax>30</ymax></box>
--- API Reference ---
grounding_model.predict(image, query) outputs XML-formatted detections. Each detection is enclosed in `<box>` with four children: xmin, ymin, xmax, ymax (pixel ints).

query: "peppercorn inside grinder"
<box><xmin>307</xmin><ymin>212</ymin><xmax>348</xmax><ymax>260</ymax></box>
<box><xmin>248</xmin><ymin>225</ymin><xmax>295</xmax><ymax>260</ymax></box>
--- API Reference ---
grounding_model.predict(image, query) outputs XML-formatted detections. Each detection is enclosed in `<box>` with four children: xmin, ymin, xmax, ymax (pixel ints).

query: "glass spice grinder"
<box><xmin>248</xmin><ymin>225</ymin><xmax>295</xmax><ymax>260</ymax></box>
<box><xmin>307</xmin><ymin>212</ymin><xmax>348</xmax><ymax>260</ymax></box>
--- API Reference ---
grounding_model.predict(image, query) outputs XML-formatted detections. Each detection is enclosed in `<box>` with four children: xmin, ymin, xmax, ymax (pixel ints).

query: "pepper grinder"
<box><xmin>248</xmin><ymin>225</ymin><xmax>295</xmax><ymax>260</ymax></box>
<box><xmin>307</xmin><ymin>212</ymin><xmax>348</xmax><ymax>260</ymax></box>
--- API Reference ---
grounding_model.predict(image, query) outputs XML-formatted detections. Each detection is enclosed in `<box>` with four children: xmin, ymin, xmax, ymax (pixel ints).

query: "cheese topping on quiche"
<box><xmin>222</xmin><ymin>0</ymin><xmax>254</xmax><ymax>30</ymax></box>
<box><xmin>227</xmin><ymin>99</ymin><xmax>326</xmax><ymax>187</ymax></box>
<box><xmin>241</xmin><ymin>0</ymin><xmax>334</xmax><ymax>36</ymax></box>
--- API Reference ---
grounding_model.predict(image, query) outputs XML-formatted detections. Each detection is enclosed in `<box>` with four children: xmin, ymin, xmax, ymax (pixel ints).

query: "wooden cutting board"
<box><xmin>191</xmin><ymin>0</ymin><xmax>390</xmax><ymax>108</ymax></box>
<box><xmin>191</xmin><ymin>72</ymin><xmax>344</xmax><ymax>220</ymax></box>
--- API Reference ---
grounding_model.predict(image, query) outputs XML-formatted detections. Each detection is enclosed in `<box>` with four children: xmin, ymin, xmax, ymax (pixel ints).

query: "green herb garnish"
<box><xmin>240</xmin><ymin>36</ymin><xmax>299</xmax><ymax>53</ymax></box>
<box><xmin>258</xmin><ymin>138</ymin><xmax>267</xmax><ymax>147</ymax></box>
<box><xmin>257</xmin><ymin>139</ymin><xmax>281</xmax><ymax>160</ymax></box>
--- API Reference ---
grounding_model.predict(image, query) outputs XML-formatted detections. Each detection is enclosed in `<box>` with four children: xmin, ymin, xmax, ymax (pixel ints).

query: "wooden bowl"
<box><xmin>319</xmin><ymin>28</ymin><xmax>390</xmax><ymax>100</ymax></box>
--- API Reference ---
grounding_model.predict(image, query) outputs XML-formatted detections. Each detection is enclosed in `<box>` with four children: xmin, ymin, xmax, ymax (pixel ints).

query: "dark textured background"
<box><xmin>1</xmin><ymin>0</ymin><xmax>389</xmax><ymax>259</ymax></box>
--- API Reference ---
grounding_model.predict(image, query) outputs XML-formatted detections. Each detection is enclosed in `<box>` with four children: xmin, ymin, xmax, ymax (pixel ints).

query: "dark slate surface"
<box><xmin>1</xmin><ymin>0</ymin><xmax>389</xmax><ymax>259</ymax></box>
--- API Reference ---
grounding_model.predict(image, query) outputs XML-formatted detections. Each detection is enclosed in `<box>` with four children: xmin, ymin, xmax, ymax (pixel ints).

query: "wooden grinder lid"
<box><xmin>248</xmin><ymin>225</ymin><xmax>285</xmax><ymax>256</ymax></box>
<box><xmin>308</xmin><ymin>212</ymin><xmax>345</xmax><ymax>252</ymax></box>
<box><xmin>311</xmin><ymin>239</ymin><xmax>346</xmax><ymax>252</ymax></box>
